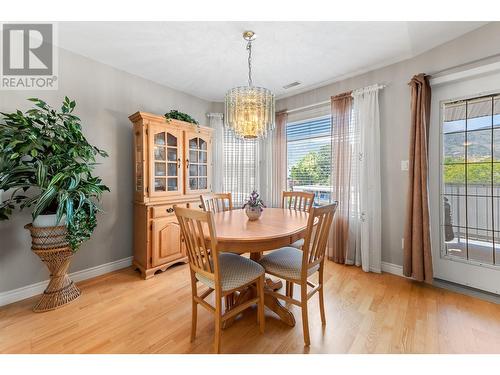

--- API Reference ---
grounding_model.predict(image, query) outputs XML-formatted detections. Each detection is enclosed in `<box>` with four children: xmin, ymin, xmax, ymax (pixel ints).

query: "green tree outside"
<box><xmin>444</xmin><ymin>157</ymin><xmax>500</xmax><ymax>185</ymax></box>
<box><xmin>290</xmin><ymin>144</ymin><xmax>331</xmax><ymax>185</ymax></box>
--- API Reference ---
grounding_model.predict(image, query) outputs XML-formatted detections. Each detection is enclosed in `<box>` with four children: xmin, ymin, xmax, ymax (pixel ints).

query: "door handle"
<box><xmin>166</xmin><ymin>208</ymin><xmax>174</xmax><ymax>213</ymax></box>
<box><xmin>177</xmin><ymin>158</ymin><xmax>181</xmax><ymax>168</ymax></box>
<box><xmin>186</xmin><ymin>159</ymin><xmax>189</xmax><ymax>168</ymax></box>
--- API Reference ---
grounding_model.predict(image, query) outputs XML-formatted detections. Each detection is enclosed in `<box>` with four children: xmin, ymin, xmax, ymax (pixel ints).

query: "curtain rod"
<box><xmin>284</xmin><ymin>83</ymin><xmax>386</xmax><ymax>114</ymax></box>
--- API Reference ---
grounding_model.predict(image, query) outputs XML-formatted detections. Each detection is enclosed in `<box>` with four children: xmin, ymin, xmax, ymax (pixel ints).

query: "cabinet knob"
<box><xmin>166</xmin><ymin>207</ymin><xmax>174</xmax><ymax>213</ymax></box>
<box><xmin>198</xmin><ymin>204</ymin><xmax>203</xmax><ymax>209</ymax></box>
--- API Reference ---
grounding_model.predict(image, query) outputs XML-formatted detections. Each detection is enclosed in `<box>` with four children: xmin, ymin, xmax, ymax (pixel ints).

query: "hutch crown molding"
<box><xmin>130</xmin><ymin>111</ymin><xmax>213</xmax><ymax>279</ymax></box>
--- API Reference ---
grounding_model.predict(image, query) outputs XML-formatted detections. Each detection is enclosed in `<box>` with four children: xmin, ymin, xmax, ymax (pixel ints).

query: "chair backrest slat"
<box><xmin>175</xmin><ymin>206</ymin><xmax>219</xmax><ymax>281</ymax></box>
<box><xmin>282</xmin><ymin>191</ymin><xmax>315</xmax><ymax>213</ymax></box>
<box><xmin>200</xmin><ymin>193</ymin><xmax>233</xmax><ymax>213</ymax></box>
<box><xmin>301</xmin><ymin>202</ymin><xmax>338</xmax><ymax>272</ymax></box>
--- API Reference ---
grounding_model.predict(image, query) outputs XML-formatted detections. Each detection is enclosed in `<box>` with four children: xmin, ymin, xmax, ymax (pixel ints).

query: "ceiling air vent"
<box><xmin>282</xmin><ymin>81</ymin><xmax>301</xmax><ymax>89</ymax></box>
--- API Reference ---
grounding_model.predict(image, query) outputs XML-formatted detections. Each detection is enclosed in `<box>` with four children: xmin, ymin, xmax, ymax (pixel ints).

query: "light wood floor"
<box><xmin>1</xmin><ymin>261</ymin><xmax>500</xmax><ymax>354</ymax></box>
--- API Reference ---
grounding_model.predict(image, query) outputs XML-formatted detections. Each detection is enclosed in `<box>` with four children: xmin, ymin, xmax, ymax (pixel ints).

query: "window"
<box><xmin>286</xmin><ymin>115</ymin><xmax>332</xmax><ymax>205</ymax></box>
<box><xmin>223</xmin><ymin>127</ymin><xmax>258</xmax><ymax>207</ymax></box>
<box><xmin>441</xmin><ymin>94</ymin><xmax>500</xmax><ymax>265</ymax></box>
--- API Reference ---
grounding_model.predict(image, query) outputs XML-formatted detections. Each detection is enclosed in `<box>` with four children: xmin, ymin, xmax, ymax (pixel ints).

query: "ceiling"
<box><xmin>57</xmin><ymin>22</ymin><xmax>487</xmax><ymax>101</ymax></box>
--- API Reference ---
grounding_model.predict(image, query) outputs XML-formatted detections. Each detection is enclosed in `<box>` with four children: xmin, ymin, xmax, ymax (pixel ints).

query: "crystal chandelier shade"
<box><xmin>224</xmin><ymin>31</ymin><xmax>275</xmax><ymax>139</ymax></box>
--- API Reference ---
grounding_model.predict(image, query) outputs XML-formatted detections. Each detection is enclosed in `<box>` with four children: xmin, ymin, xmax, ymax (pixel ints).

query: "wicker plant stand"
<box><xmin>25</xmin><ymin>224</ymin><xmax>81</xmax><ymax>312</ymax></box>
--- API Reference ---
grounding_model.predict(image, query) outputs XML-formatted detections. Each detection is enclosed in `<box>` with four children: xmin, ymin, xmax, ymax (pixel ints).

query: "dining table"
<box><xmin>211</xmin><ymin>207</ymin><xmax>310</xmax><ymax>327</ymax></box>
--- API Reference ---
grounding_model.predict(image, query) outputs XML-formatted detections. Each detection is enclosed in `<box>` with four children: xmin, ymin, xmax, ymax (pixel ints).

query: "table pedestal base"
<box><xmin>223</xmin><ymin>277</ymin><xmax>295</xmax><ymax>329</ymax></box>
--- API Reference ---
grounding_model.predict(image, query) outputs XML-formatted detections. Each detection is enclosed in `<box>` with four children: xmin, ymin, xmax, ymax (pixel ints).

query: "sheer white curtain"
<box><xmin>259</xmin><ymin>112</ymin><xmax>287</xmax><ymax>207</ymax></box>
<box><xmin>223</xmin><ymin>128</ymin><xmax>259</xmax><ymax>207</ymax></box>
<box><xmin>349</xmin><ymin>84</ymin><xmax>382</xmax><ymax>272</ymax></box>
<box><xmin>207</xmin><ymin>113</ymin><xmax>224</xmax><ymax>192</ymax></box>
<box><xmin>211</xmin><ymin>111</ymin><xmax>286</xmax><ymax>209</ymax></box>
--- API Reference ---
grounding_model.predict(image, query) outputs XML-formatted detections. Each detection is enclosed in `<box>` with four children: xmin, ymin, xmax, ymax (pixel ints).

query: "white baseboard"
<box><xmin>381</xmin><ymin>261</ymin><xmax>404</xmax><ymax>277</ymax></box>
<box><xmin>0</xmin><ymin>256</ymin><xmax>133</xmax><ymax>307</ymax></box>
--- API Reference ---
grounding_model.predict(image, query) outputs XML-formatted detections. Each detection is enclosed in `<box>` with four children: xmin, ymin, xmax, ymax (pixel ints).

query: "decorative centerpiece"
<box><xmin>242</xmin><ymin>190</ymin><xmax>266</xmax><ymax>221</ymax></box>
<box><xmin>0</xmin><ymin>97</ymin><xmax>109</xmax><ymax>312</ymax></box>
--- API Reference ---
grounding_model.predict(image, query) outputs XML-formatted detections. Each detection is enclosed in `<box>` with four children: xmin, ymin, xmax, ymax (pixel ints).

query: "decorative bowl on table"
<box><xmin>245</xmin><ymin>206</ymin><xmax>262</xmax><ymax>221</ymax></box>
<box><xmin>242</xmin><ymin>190</ymin><xmax>265</xmax><ymax>221</ymax></box>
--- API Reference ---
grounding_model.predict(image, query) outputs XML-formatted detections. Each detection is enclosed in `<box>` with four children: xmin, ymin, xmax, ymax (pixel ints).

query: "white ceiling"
<box><xmin>57</xmin><ymin>22</ymin><xmax>487</xmax><ymax>101</ymax></box>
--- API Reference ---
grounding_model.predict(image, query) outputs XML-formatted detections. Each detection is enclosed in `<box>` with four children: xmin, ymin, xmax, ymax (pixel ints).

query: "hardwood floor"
<box><xmin>1</xmin><ymin>261</ymin><xmax>500</xmax><ymax>354</ymax></box>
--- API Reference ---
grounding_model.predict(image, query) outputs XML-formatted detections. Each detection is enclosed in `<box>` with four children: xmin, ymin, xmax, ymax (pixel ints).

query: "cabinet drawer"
<box><xmin>152</xmin><ymin>203</ymin><xmax>188</xmax><ymax>218</ymax></box>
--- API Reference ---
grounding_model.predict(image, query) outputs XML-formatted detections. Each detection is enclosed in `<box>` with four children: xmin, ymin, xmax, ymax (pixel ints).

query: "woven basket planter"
<box><xmin>25</xmin><ymin>224</ymin><xmax>81</xmax><ymax>312</ymax></box>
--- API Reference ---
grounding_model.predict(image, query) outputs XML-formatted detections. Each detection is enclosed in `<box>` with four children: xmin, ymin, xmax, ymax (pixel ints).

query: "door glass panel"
<box><xmin>467</xmin><ymin>130</ymin><xmax>492</xmax><ymax>162</ymax></box>
<box><xmin>200</xmin><ymin>151</ymin><xmax>207</xmax><ymax>163</ymax></box>
<box><xmin>167</xmin><ymin>163</ymin><xmax>177</xmax><ymax>176</ymax></box>
<box><xmin>495</xmin><ymin>238</ymin><xmax>500</xmax><ymax>265</ymax></box>
<box><xmin>167</xmin><ymin>178</ymin><xmax>178</xmax><ymax>191</ymax></box>
<box><xmin>467</xmin><ymin>163</ymin><xmax>492</xmax><ymax>191</ymax></box>
<box><xmin>467</xmin><ymin>229</ymin><xmax>494</xmax><ymax>264</ymax></box>
<box><xmin>442</xmin><ymin>96</ymin><xmax>498</xmax><ymax>266</ymax></box>
<box><xmin>155</xmin><ymin>162</ymin><xmax>166</xmax><ymax>176</ymax></box>
<box><xmin>199</xmin><ymin>178</ymin><xmax>207</xmax><ymax>189</ymax></box>
<box><xmin>200</xmin><ymin>139</ymin><xmax>207</xmax><ymax>150</ymax></box>
<box><xmin>467</xmin><ymin>196</ymin><xmax>493</xmax><ymax>232</ymax></box>
<box><xmin>189</xmin><ymin>150</ymin><xmax>198</xmax><ymax>163</ymax></box>
<box><xmin>154</xmin><ymin>146</ymin><xmax>165</xmax><ymax>161</ymax></box>
<box><xmin>443</xmin><ymin>225</ymin><xmax>466</xmax><ymax>259</ymax></box>
<box><xmin>443</xmin><ymin>195</ymin><xmax>466</xmax><ymax>228</ymax></box>
<box><xmin>167</xmin><ymin>133</ymin><xmax>177</xmax><ymax>147</ymax></box>
<box><xmin>494</xmin><ymin>97</ymin><xmax>500</xmax><ymax>127</ymax></box>
<box><xmin>167</xmin><ymin>147</ymin><xmax>177</xmax><ymax>161</ymax></box>
<box><xmin>443</xmin><ymin>164</ymin><xmax>465</xmax><ymax>192</ymax></box>
<box><xmin>199</xmin><ymin>165</ymin><xmax>207</xmax><ymax>177</ymax></box>
<box><xmin>443</xmin><ymin>132</ymin><xmax>465</xmax><ymax>163</ymax></box>
<box><xmin>189</xmin><ymin>164</ymin><xmax>198</xmax><ymax>177</ymax></box>
<box><xmin>467</xmin><ymin>97</ymin><xmax>492</xmax><ymax>131</ymax></box>
<box><xmin>189</xmin><ymin>178</ymin><xmax>198</xmax><ymax>190</ymax></box>
<box><xmin>154</xmin><ymin>132</ymin><xmax>165</xmax><ymax>145</ymax></box>
<box><xmin>493</xmin><ymin>130</ymin><xmax>500</xmax><ymax>161</ymax></box>
<box><xmin>189</xmin><ymin>138</ymin><xmax>198</xmax><ymax>149</ymax></box>
<box><xmin>155</xmin><ymin>178</ymin><xmax>166</xmax><ymax>192</ymax></box>
<box><xmin>443</xmin><ymin>120</ymin><xmax>465</xmax><ymax>134</ymax></box>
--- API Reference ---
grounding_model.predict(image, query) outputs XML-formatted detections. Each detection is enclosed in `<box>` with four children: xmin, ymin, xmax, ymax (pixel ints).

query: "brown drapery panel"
<box><xmin>403</xmin><ymin>73</ymin><xmax>433</xmax><ymax>283</ymax></box>
<box><xmin>328</xmin><ymin>91</ymin><xmax>353</xmax><ymax>263</ymax></box>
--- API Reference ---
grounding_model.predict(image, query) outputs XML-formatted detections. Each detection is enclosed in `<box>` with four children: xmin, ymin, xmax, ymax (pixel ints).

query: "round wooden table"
<box><xmin>212</xmin><ymin>208</ymin><xmax>310</xmax><ymax>327</ymax></box>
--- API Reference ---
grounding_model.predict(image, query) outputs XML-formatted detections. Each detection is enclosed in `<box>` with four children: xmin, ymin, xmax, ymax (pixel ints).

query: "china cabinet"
<box><xmin>129</xmin><ymin>112</ymin><xmax>213</xmax><ymax>279</ymax></box>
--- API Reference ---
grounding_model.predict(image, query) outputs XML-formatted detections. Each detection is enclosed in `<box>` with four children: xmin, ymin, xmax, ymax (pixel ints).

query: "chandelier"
<box><xmin>224</xmin><ymin>31</ymin><xmax>275</xmax><ymax>139</ymax></box>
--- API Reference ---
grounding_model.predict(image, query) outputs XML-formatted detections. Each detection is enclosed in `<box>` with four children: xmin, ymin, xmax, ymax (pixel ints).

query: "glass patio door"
<box><xmin>429</xmin><ymin>71</ymin><xmax>500</xmax><ymax>294</ymax></box>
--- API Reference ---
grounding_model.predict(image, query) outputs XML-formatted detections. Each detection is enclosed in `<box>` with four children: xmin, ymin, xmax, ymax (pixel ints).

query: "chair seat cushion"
<box><xmin>196</xmin><ymin>253</ymin><xmax>264</xmax><ymax>292</ymax></box>
<box><xmin>258</xmin><ymin>247</ymin><xmax>319</xmax><ymax>280</ymax></box>
<box><xmin>290</xmin><ymin>238</ymin><xmax>304</xmax><ymax>249</ymax></box>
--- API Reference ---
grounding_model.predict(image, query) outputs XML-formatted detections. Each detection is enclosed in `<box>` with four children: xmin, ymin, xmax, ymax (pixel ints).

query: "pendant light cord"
<box><xmin>246</xmin><ymin>40</ymin><xmax>253</xmax><ymax>87</ymax></box>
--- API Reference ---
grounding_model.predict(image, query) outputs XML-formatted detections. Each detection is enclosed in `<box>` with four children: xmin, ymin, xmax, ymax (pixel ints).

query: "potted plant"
<box><xmin>0</xmin><ymin>97</ymin><xmax>109</xmax><ymax>311</ymax></box>
<box><xmin>164</xmin><ymin>110</ymin><xmax>199</xmax><ymax>125</ymax></box>
<box><xmin>242</xmin><ymin>190</ymin><xmax>266</xmax><ymax>221</ymax></box>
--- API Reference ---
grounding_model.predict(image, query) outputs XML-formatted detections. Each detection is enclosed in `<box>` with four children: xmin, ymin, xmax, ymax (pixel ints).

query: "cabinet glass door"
<box><xmin>185</xmin><ymin>133</ymin><xmax>210</xmax><ymax>193</ymax></box>
<box><xmin>149</xmin><ymin>126</ymin><xmax>182</xmax><ymax>196</ymax></box>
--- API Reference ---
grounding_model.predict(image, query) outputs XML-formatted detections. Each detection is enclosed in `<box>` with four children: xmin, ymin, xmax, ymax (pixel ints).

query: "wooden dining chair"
<box><xmin>174</xmin><ymin>206</ymin><xmax>265</xmax><ymax>353</ymax></box>
<box><xmin>280</xmin><ymin>191</ymin><xmax>316</xmax><ymax>299</ymax></box>
<box><xmin>257</xmin><ymin>202</ymin><xmax>337</xmax><ymax>346</ymax></box>
<box><xmin>282</xmin><ymin>191</ymin><xmax>315</xmax><ymax>213</ymax></box>
<box><xmin>282</xmin><ymin>191</ymin><xmax>315</xmax><ymax>248</ymax></box>
<box><xmin>200</xmin><ymin>193</ymin><xmax>233</xmax><ymax>213</ymax></box>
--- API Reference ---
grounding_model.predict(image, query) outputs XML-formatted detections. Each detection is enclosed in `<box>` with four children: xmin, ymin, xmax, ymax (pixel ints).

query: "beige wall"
<box><xmin>0</xmin><ymin>47</ymin><xmax>213</xmax><ymax>292</ymax></box>
<box><xmin>276</xmin><ymin>22</ymin><xmax>500</xmax><ymax>266</ymax></box>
